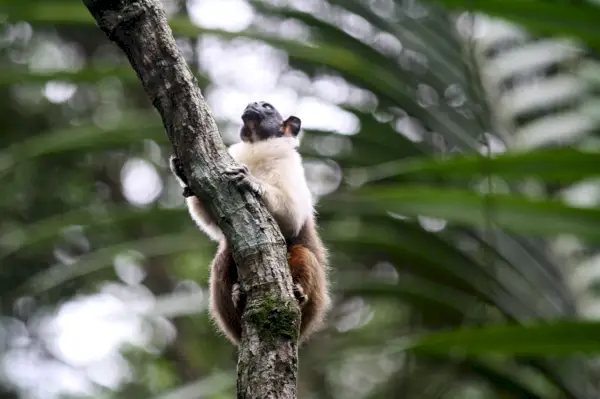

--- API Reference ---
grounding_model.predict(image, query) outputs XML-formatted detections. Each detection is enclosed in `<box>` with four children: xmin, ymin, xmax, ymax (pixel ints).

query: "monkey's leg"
<box><xmin>287</xmin><ymin>245</ymin><xmax>317</xmax><ymax>305</ymax></box>
<box><xmin>288</xmin><ymin>244</ymin><xmax>329</xmax><ymax>342</ymax></box>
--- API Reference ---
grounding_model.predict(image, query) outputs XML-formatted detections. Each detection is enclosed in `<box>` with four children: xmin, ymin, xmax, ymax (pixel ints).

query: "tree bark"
<box><xmin>81</xmin><ymin>1</ymin><xmax>300</xmax><ymax>398</ymax></box>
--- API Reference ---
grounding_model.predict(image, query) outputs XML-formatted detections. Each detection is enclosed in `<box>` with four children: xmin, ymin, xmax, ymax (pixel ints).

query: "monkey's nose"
<box><xmin>242</xmin><ymin>102</ymin><xmax>262</xmax><ymax>121</ymax></box>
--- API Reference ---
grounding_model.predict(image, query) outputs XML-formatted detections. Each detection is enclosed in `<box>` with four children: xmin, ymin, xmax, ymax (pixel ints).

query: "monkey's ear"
<box><xmin>282</xmin><ymin>116</ymin><xmax>301</xmax><ymax>137</ymax></box>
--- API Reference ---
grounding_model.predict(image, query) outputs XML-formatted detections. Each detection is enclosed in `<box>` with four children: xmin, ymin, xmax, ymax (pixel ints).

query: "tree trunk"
<box><xmin>81</xmin><ymin>1</ymin><xmax>300</xmax><ymax>398</ymax></box>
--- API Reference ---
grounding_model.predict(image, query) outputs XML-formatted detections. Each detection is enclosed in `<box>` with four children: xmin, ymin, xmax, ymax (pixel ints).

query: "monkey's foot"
<box><xmin>293</xmin><ymin>283</ymin><xmax>308</xmax><ymax>306</ymax></box>
<box><xmin>232</xmin><ymin>283</ymin><xmax>242</xmax><ymax>309</ymax></box>
<box><xmin>225</xmin><ymin>165</ymin><xmax>263</xmax><ymax>195</ymax></box>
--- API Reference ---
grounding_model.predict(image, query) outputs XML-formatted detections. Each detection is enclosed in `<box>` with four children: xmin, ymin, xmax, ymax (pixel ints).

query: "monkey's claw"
<box><xmin>293</xmin><ymin>283</ymin><xmax>308</xmax><ymax>306</ymax></box>
<box><xmin>232</xmin><ymin>283</ymin><xmax>242</xmax><ymax>309</ymax></box>
<box><xmin>224</xmin><ymin>165</ymin><xmax>250</xmax><ymax>180</ymax></box>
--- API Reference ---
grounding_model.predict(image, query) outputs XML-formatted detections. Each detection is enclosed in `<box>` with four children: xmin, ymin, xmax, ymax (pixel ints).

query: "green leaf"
<box><xmin>409</xmin><ymin>321</ymin><xmax>600</xmax><ymax>356</ymax></box>
<box><xmin>321</xmin><ymin>216</ymin><xmax>546</xmax><ymax>320</ymax></box>
<box><xmin>432</xmin><ymin>0</ymin><xmax>600</xmax><ymax>52</ymax></box>
<box><xmin>5</xmin><ymin>116</ymin><xmax>163</xmax><ymax>158</ymax></box>
<box><xmin>18</xmin><ymin>233</ymin><xmax>210</xmax><ymax>297</ymax></box>
<box><xmin>354</xmin><ymin>148</ymin><xmax>600</xmax><ymax>185</ymax></box>
<box><xmin>0</xmin><ymin>206</ymin><xmax>185</xmax><ymax>260</ymax></box>
<box><xmin>353</xmin><ymin>185</ymin><xmax>600</xmax><ymax>241</ymax></box>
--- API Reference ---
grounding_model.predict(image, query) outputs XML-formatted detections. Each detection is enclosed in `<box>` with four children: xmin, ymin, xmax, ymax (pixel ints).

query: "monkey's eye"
<box><xmin>262</xmin><ymin>103</ymin><xmax>273</xmax><ymax>110</ymax></box>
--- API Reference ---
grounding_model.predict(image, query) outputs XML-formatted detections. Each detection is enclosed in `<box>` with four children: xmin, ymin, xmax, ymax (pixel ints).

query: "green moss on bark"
<box><xmin>246</xmin><ymin>294</ymin><xmax>300</xmax><ymax>342</ymax></box>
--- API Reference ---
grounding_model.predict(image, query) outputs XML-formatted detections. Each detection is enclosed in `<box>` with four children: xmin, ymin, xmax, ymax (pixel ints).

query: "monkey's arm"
<box><xmin>225</xmin><ymin>165</ymin><xmax>309</xmax><ymax>236</ymax></box>
<box><xmin>169</xmin><ymin>156</ymin><xmax>223</xmax><ymax>242</ymax></box>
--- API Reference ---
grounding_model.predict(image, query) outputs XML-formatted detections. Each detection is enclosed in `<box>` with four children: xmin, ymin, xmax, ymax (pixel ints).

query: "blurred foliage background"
<box><xmin>2</xmin><ymin>0</ymin><xmax>600</xmax><ymax>398</ymax></box>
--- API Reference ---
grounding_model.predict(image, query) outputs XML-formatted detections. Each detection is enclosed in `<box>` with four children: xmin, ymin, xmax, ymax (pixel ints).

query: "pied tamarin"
<box><xmin>169</xmin><ymin>101</ymin><xmax>330</xmax><ymax>346</ymax></box>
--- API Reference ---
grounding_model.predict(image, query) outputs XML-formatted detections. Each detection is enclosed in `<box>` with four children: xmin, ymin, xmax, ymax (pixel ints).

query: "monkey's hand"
<box><xmin>169</xmin><ymin>156</ymin><xmax>195</xmax><ymax>198</ymax></box>
<box><xmin>169</xmin><ymin>156</ymin><xmax>187</xmax><ymax>185</ymax></box>
<box><xmin>225</xmin><ymin>165</ymin><xmax>264</xmax><ymax>196</ymax></box>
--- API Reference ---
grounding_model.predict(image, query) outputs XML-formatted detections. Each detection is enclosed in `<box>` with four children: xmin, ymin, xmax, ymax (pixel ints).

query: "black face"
<box><xmin>240</xmin><ymin>101</ymin><xmax>301</xmax><ymax>142</ymax></box>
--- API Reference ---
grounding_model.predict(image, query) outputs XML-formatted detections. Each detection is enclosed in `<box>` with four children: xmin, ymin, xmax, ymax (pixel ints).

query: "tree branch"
<box><xmin>81</xmin><ymin>1</ymin><xmax>300</xmax><ymax>398</ymax></box>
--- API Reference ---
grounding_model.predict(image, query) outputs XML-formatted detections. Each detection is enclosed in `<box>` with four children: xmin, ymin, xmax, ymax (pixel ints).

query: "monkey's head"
<box><xmin>240</xmin><ymin>101</ymin><xmax>301</xmax><ymax>143</ymax></box>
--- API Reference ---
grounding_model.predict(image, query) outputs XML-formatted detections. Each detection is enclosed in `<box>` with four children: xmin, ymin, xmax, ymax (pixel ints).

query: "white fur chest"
<box><xmin>228</xmin><ymin>138</ymin><xmax>313</xmax><ymax>236</ymax></box>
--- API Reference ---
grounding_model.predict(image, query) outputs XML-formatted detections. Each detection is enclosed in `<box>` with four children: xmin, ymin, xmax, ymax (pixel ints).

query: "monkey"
<box><xmin>169</xmin><ymin>101</ymin><xmax>330</xmax><ymax>346</ymax></box>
